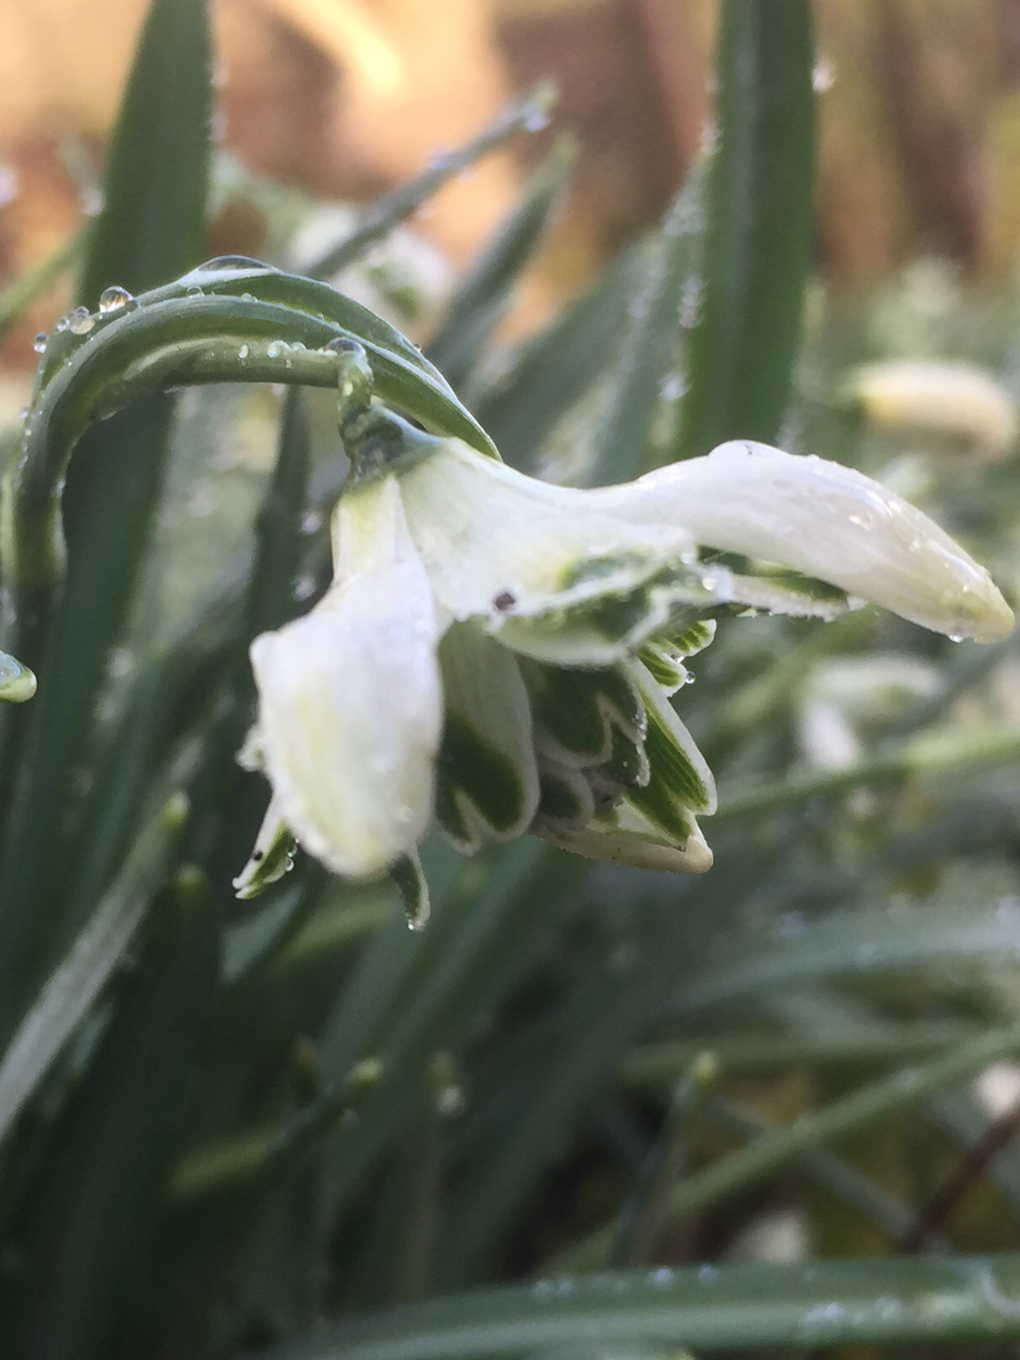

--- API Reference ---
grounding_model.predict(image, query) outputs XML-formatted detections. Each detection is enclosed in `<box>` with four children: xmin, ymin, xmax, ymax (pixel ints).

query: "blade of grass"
<box><xmin>426</xmin><ymin>136</ymin><xmax>575</xmax><ymax>390</ymax></box>
<box><xmin>252</xmin><ymin>1254</ymin><xmax>1020</xmax><ymax>1358</ymax></box>
<box><xmin>0</xmin><ymin>794</ymin><xmax>188</xmax><ymax>1145</ymax></box>
<box><xmin>306</xmin><ymin>84</ymin><xmax>556</xmax><ymax>278</ymax></box>
<box><xmin>561</xmin><ymin>1018</ymin><xmax>1020</xmax><ymax>1271</ymax></box>
<box><xmin>674</xmin><ymin>0</ymin><xmax>815</xmax><ymax>458</ymax></box>
<box><xmin>474</xmin><ymin>245</ymin><xmax>643</xmax><ymax>473</ymax></box>
<box><xmin>582</xmin><ymin>155</ymin><xmax>709</xmax><ymax>487</ymax></box>
<box><xmin>0</xmin><ymin>868</ymin><xmax>220</xmax><ymax>1360</ymax></box>
<box><xmin>0</xmin><ymin>0</ymin><xmax>212</xmax><ymax>1041</ymax></box>
<box><xmin>0</xmin><ymin>227</ymin><xmax>87</xmax><ymax>345</ymax></box>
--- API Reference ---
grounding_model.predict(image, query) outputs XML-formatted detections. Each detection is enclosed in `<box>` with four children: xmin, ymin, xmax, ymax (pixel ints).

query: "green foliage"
<box><xmin>2</xmin><ymin>0</ymin><xmax>1020</xmax><ymax>1357</ymax></box>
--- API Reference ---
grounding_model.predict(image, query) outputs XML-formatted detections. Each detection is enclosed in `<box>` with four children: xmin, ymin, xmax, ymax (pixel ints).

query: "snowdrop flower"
<box><xmin>235</xmin><ymin>425</ymin><xmax>1012</xmax><ymax>917</ymax></box>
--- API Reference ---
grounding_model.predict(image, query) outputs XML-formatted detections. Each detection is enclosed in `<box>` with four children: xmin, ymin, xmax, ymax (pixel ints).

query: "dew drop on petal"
<box><xmin>267</xmin><ymin>340</ymin><xmax>287</xmax><ymax>359</ymax></box>
<box><xmin>185</xmin><ymin>285</ymin><xmax>204</xmax><ymax>298</ymax></box>
<box><xmin>66</xmin><ymin>307</ymin><xmax>95</xmax><ymax>335</ymax></box>
<box><xmin>300</xmin><ymin>508</ymin><xmax>322</xmax><ymax>535</ymax></box>
<box><xmin>32</xmin><ymin>333</ymin><xmax>47</xmax><ymax>353</ymax></box>
<box><xmin>292</xmin><ymin>574</ymin><xmax>316</xmax><ymax>602</ymax></box>
<box><xmin>98</xmin><ymin>285</ymin><xmax>137</xmax><ymax>314</ymax></box>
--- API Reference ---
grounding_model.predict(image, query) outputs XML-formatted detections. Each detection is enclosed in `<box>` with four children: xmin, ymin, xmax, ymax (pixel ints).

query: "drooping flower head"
<box><xmin>235</xmin><ymin>350</ymin><xmax>1013</xmax><ymax>921</ymax></box>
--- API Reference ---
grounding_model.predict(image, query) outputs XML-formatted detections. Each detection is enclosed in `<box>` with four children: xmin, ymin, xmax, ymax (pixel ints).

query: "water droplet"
<box><xmin>290</xmin><ymin>340</ymin><xmax>306</xmax><ymax>352</ymax></box>
<box><xmin>267</xmin><ymin>340</ymin><xmax>288</xmax><ymax>359</ymax></box>
<box><xmin>98</xmin><ymin>285</ymin><xmax>136</xmax><ymax>314</ymax></box>
<box><xmin>201</xmin><ymin>254</ymin><xmax>267</xmax><ymax>271</ymax></box>
<box><xmin>238</xmin><ymin>343</ymin><xmax>249</xmax><ymax>360</ymax></box>
<box><xmin>300</xmin><ymin>508</ymin><xmax>322</xmax><ymax>535</ymax></box>
<box><xmin>659</xmin><ymin>372</ymin><xmax>686</xmax><ymax>402</ymax></box>
<box><xmin>107</xmin><ymin>647</ymin><xmax>134</xmax><ymax>678</ymax></box>
<box><xmin>697</xmin><ymin>1264</ymin><xmax>719</xmax><ymax>1284</ymax></box>
<box><xmin>533</xmin><ymin>1280</ymin><xmax>555</xmax><ymax>1300</ymax></box>
<box><xmin>0</xmin><ymin>165</ymin><xmax>18</xmax><ymax>206</ymax></box>
<box><xmin>18</xmin><ymin>407</ymin><xmax>28</xmax><ymax>420</ymax></box>
<box><xmin>812</xmin><ymin>57</ymin><xmax>836</xmax><ymax>92</ymax></box>
<box><xmin>185</xmin><ymin>285</ymin><xmax>204</xmax><ymax>298</ymax></box>
<box><xmin>651</xmin><ymin>1267</ymin><xmax>675</xmax><ymax>1287</ymax></box>
<box><xmin>292</xmin><ymin>575</ymin><xmax>316</xmax><ymax>601</ymax></box>
<box><xmin>32</xmin><ymin>332</ymin><xmax>47</xmax><ymax>353</ymax></box>
<box><xmin>241</xmin><ymin>292</ymin><xmax>254</xmax><ymax>302</ymax></box>
<box><xmin>524</xmin><ymin>109</ymin><xmax>551</xmax><ymax>132</ymax></box>
<box><xmin>66</xmin><ymin>306</ymin><xmax>95</xmax><ymax>335</ymax></box>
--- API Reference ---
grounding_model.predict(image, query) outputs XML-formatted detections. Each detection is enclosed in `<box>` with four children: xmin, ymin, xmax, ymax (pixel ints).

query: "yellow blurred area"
<box><xmin>4</xmin><ymin>0</ymin><xmax>1020</xmax><ymax>367</ymax></box>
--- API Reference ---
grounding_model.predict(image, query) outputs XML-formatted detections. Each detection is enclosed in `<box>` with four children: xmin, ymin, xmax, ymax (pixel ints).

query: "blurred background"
<box><xmin>6</xmin><ymin>0</ymin><xmax>1020</xmax><ymax>368</ymax></box>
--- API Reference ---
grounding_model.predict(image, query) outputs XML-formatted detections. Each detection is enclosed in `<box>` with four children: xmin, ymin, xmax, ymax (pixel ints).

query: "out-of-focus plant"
<box><xmin>3</xmin><ymin>3</ymin><xmax>1020</xmax><ymax>1359</ymax></box>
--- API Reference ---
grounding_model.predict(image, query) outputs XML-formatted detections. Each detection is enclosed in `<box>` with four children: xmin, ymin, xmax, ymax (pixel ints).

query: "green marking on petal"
<box><xmin>523</xmin><ymin>661</ymin><xmax>643</xmax><ymax>762</ymax></box>
<box><xmin>497</xmin><ymin>561</ymin><xmax>727</xmax><ymax>666</ymax></box>
<box><xmin>624</xmin><ymin>659</ymin><xmax>716</xmax><ymax>847</ymax></box>
<box><xmin>559</xmin><ymin>550</ymin><xmax>659</xmax><ymax>591</ymax></box>
<box><xmin>436</xmin><ymin>713</ymin><xmax>528</xmax><ymax>846</ymax></box>
<box><xmin>435</xmin><ymin>624</ymin><xmax>540</xmax><ymax>853</ymax></box>
<box><xmin>639</xmin><ymin>643</ymin><xmax>688</xmax><ymax>694</ymax></box>
<box><xmin>233</xmin><ymin>798</ymin><xmax>296</xmax><ymax>900</ymax></box>
<box><xmin>604</xmin><ymin>725</ymin><xmax>649</xmax><ymax>789</ymax></box>
<box><xmin>390</xmin><ymin>848</ymin><xmax>430</xmax><ymax>931</ymax></box>
<box><xmin>665</xmin><ymin>618</ymin><xmax>717</xmax><ymax>657</ymax></box>
<box><xmin>536</xmin><ymin>764</ymin><xmax>593</xmax><ymax>824</ymax></box>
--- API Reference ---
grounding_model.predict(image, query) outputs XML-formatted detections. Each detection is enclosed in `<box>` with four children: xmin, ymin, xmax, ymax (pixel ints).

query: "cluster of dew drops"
<box><xmin>33</xmin><ymin>284</ymin><xmax>138</xmax><ymax>355</ymax></box>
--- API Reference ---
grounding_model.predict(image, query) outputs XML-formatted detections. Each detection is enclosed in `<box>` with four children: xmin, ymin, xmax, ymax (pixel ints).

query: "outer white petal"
<box><xmin>396</xmin><ymin>437</ymin><xmax>1011</xmax><ymax>647</ymax></box>
<box><xmin>595</xmin><ymin>440</ymin><xmax>1013</xmax><ymax>643</ymax></box>
<box><xmin>252</xmin><ymin>477</ymin><xmax>442</xmax><ymax>879</ymax></box>
<box><xmin>396</xmin><ymin>438</ymin><xmax>697</xmax><ymax>620</ymax></box>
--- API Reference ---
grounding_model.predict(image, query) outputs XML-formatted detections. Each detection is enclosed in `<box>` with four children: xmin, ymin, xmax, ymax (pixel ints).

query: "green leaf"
<box><xmin>583</xmin><ymin>154</ymin><xmax>708</xmax><ymax>486</ymax></box>
<box><xmin>475</xmin><ymin>246</ymin><xmax>643</xmax><ymax>473</ymax></box>
<box><xmin>252</xmin><ymin>1254</ymin><xmax>1020</xmax><ymax>1358</ymax></box>
<box><xmin>0</xmin><ymin>0</ymin><xmax>212</xmax><ymax>1044</ymax></box>
<box><xmin>427</xmin><ymin>136</ymin><xmax>575</xmax><ymax>389</ymax></box>
<box><xmin>0</xmin><ymin>868</ymin><xmax>220</xmax><ymax>1360</ymax></box>
<box><xmin>75</xmin><ymin>0</ymin><xmax>210</xmax><ymax>305</ymax></box>
<box><xmin>674</xmin><ymin>0</ymin><xmax>815</xmax><ymax>458</ymax></box>
<box><xmin>0</xmin><ymin>794</ymin><xmax>188</xmax><ymax>1145</ymax></box>
<box><xmin>305</xmin><ymin>83</ymin><xmax>557</xmax><ymax>279</ymax></box>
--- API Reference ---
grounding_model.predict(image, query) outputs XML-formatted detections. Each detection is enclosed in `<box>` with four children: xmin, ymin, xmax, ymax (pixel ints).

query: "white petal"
<box><xmin>396</xmin><ymin>438</ymin><xmax>697</xmax><ymax>621</ymax></box>
<box><xmin>252</xmin><ymin>477</ymin><xmax>442</xmax><ymax>879</ymax></box>
<box><xmin>595</xmin><ymin>441</ymin><xmax>1013</xmax><ymax>643</ymax></box>
<box><xmin>535</xmin><ymin>802</ymin><xmax>713</xmax><ymax>874</ymax></box>
<box><xmin>395</xmin><ymin>436</ymin><xmax>1011</xmax><ymax>649</ymax></box>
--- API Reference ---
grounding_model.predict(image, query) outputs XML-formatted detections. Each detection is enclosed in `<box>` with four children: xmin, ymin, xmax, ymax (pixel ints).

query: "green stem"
<box><xmin>620</xmin><ymin>1020</ymin><xmax>982</xmax><ymax>1086</ymax></box>
<box><xmin>561</xmin><ymin>1019</ymin><xmax>1020</xmax><ymax>1271</ymax></box>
